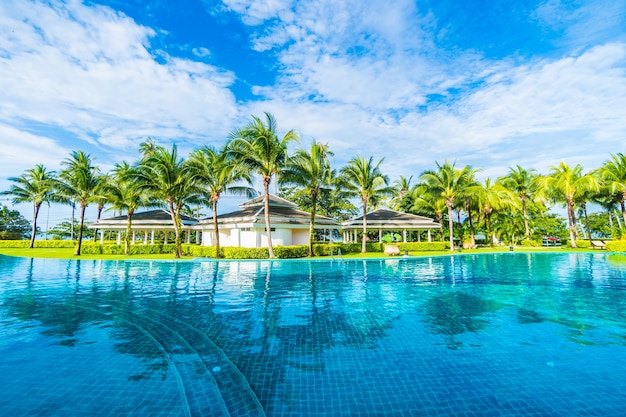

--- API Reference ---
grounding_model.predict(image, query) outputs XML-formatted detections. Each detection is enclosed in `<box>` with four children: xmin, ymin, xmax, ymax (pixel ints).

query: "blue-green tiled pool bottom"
<box><xmin>1</xmin><ymin>253</ymin><xmax>626</xmax><ymax>416</ymax></box>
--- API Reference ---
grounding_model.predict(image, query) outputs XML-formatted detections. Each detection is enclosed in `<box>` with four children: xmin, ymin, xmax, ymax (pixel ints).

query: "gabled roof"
<box><xmin>342</xmin><ymin>208</ymin><xmax>440</xmax><ymax>229</ymax></box>
<box><xmin>198</xmin><ymin>195</ymin><xmax>340</xmax><ymax>228</ymax></box>
<box><xmin>239</xmin><ymin>194</ymin><xmax>297</xmax><ymax>209</ymax></box>
<box><xmin>91</xmin><ymin>209</ymin><xmax>198</xmax><ymax>228</ymax></box>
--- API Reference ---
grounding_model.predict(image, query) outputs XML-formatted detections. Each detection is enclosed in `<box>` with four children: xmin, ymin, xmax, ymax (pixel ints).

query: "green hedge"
<box><xmin>81</xmin><ymin>243</ymin><xmax>177</xmax><ymax>255</ymax></box>
<box><xmin>573</xmin><ymin>240</ymin><xmax>591</xmax><ymax>249</ymax></box>
<box><xmin>222</xmin><ymin>247</ymin><xmax>269</xmax><ymax>259</ymax></box>
<box><xmin>0</xmin><ymin>240</ymin><xmax>77</xmax><ymax>248</ymax></box>
<box><xmin>273</xmin><ymin>245</ymin><xmax>309</xmax><ymax>259</ymax></box>
<box><xmin>182</xmin><ymin>244</ymin><xmax>219</xmax><ymax>258</ymax></box>
<box><xmin>312</xmin><ymin>242</ymin><xmax>384</xmax><ymax>256</ymax></box>
<box><xmin>520</xmin><ymin>239</ymin><xmax>541</xmax><ymax>247</ymax></box>
<box><xmin>397</xmin><ymin>242</ymin><xmax>449</xmax><ymax>252</ymax></box>
<box><xmin>606</xmin><ymin>240</ymin><xmax>626</xmax><ymax>252</ymax></box>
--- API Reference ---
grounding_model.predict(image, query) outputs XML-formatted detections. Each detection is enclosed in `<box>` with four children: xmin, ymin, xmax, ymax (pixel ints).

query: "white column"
<box><xmin>116</xmin><ymin>231</ymin><xmax>121</xmax><ymax>245</ymax></box>
<box><xmin>378</xmin><ymin>229</ymin><xmax>382</xmax><ymax>242</ymax></box>
<box><xmin>196</xmin><ymin>230</ymin><xmax>200</xmax><ymax>244</ymax></box>
<box><xmin>418</xmin><ymin>231</ymin><xmax>421</xmax><ymax>242</ymax></box>
<box><xmin>164</xmin><ymin>232</ymin><xmax>168</xmax><ymax>244</ymax></box>
<box><xmin>150</xmin><ymin>229</ymin><xmax>155</xmax><ymax>245</ymax></box>
<box><xmin>185</xmin><ymin>230</ymin><xmax>191</xmax><ymax>244</ymax></box>
<box><xmin>132</xmin><ymin>231</ymin><xmax>136</xmax><ymax>245</ymax></box>
<box><xmin>427</xmin><ymin>230</ymin><xmax>432</xmax><ymax>242</ymax></box>
<box><xmin>144</xmin><ymin>231</ymin><xmax>148</xmax><ymax>244</ymax></box>
<box><xmin>403</xmin><ymin>229</ymin><xmax>407</xmax><ymax>242</ymax></box>
<box><xmin>329</xmin><ymin>229</ymin><xmax>333</xmax><ymax>244</ymax></box>
<box><xmin>100</xmin><ymin>230</ymin><xmax>104</xmax><ymax>244</ymax></box>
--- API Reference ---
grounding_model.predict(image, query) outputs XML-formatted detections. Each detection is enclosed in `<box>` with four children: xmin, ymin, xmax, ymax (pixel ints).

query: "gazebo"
<box><xmin>89</xmin><ymin>209</ymin><xmax>199</xmax><ymax>245</ymax></box>
<box><xmin>342</xmin><ymin>208</ymin><xmax>440</xmax><ymax>243</ymax></box>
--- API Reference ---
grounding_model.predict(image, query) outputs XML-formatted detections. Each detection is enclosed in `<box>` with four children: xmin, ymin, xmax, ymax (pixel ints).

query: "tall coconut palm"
<box><xmin>390</xmin><ymin>175</ymin><xmax>413</xmax><ymax>210</ymax></box>
<box><xmin>228</xmin><ymin>112</ymin><xmax>299</xmax><ymax>258</ymax></box>
<box><xmin>535</xmin><ymin>162</ymin><xmax>600</xmax><ymax>248</ymax></box>
<box><xmin>409</xmin><ymin>183</ymin><xmax>446</xmax><ymax>241</ymax></box>
<box><xmin>457</xmin><ymin>166</ymin><xmax>481</xmax><ymax>247</ymax></box>
<box><xmin>280</xmin><ymin>142</ymin><xmax>334</xmax><ymax>257</ymax></box>
<box><xmin>102</xmin><ymin>162</ymin><xmax>154</xmax><ymax>255</ymax></box>
<box><xmin>3</xmin><ymin>164</ymin><xmax>62</xmax><ymax>248</ymax></box>
<box><xmin>420</xmin><ymin>161</ymin><xmax>471</xmax><ymax>251</ymax></box>
<box><xmin>136</xmin><ymin>143</ymin><xmax>200</xmax><ymax>258</ymax></box>
<box><xmin>187</xmin><ymin>145</ymin><xmax>255</xmax><ymax>258</ymax></box>
<box><xmin>499</xmin><ymin>165</ymin><xmax>537</xmax><ymax>240</ymax></box>
<box><xmin>59</xmin><ymin>151</ymin><xmax>101</xmax><ymax>256</ymax></box>
<box><xmin>475</xmin><ymin>178</ymin><xmax>518</xmax><ymax>246</ymax></box>
<box><xmin>340</xmin><ymin>155</ymin><xmax>392</xmax><ymax>253</ymax></box>
<box><xmin>597</xmin><ymin>153</ymin><xmax>626</xmax><ymax>226</ymax></box>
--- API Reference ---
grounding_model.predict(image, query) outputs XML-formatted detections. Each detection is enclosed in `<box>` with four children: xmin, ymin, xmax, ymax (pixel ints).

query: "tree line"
<box><xmin>3</xmin><ymin>112</ymin><xmax>626</xmax><ymax>258</ymax></box>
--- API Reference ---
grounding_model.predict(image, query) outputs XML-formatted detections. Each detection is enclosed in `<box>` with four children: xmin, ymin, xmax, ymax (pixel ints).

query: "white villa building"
<box><xmin>196</xmin><ymin>195</ymin><xmax>341</xmax><ymax>248</ymax></box>
<box><xmin>90</xmin><ymin>197</ymin><xmax>441</xmax><ymax>248</ymax></box>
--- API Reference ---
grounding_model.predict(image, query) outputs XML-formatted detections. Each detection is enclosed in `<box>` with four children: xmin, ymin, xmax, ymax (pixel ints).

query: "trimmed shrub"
<box><xmin>520</xmin><ymin>239</ymin><xmax>541</xmax><ymax>247</ymax></box>
<box><xmin>182</xmin><ymin>244</ymin><xmax>219</xmax><ymax>258</ymax></box>
<box><xmin>397</xmin><ymin>242</ymin><xmax>449</xmax><ymax>252</ymax></box>
<box><xmin>606</xmin><ymin>240</ymin><xmax>626</xmax><ymax>252</ymax></box>
<box><xmin>573</xmin><ymin>240</ymin><xmax>591</xmax><ymax>249</ymax></box>
<box><xmin>273</xmin><ymin>245</ymin><xmax>308</xmax><ymax>259</ymax></box>
<box><xmin>0</xmin><ymin>240</ymin><xmax>77</xmax><ymax>248</ymax></box>
<box><xmin>223</xmin><ymin>247</ymin><xmax>269</xmax><ymax>259</ymax></box>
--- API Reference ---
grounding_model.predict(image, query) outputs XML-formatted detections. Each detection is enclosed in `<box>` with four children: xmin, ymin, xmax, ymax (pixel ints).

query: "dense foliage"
<box><xmin>0</xmin><ymin>206</ymin><xmax>32</xmax><ymax>240</ymax></box>
<box><xmin>3</xmin><ymin>112</ymin><xmax>625</xmax><ymax>257</ymax></box>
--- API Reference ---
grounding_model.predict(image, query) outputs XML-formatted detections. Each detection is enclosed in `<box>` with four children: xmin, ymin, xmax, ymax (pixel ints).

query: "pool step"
<box><xmin>151</xmin><ymin>311</ymin><xmax>267</xmax><ymax>417</ymax></box>
<box><xmin>129</xmin><ymin>307</ymin><xmax>266</xmax><ymax>417</ymax></box>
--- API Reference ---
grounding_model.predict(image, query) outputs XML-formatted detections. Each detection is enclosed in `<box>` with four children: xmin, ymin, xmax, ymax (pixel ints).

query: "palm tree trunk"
<box><xmin>582</xmin><ymin>202</ymin><xmax>592</xmax><ymax>243</ymax></box>
<box><xmin>93</xmin><ymin>204</ymin><xmax>104</xmax><ymax>242</ymax></box>
<box><xmin>567</xmin><ymin>198</ymin><xmax>577</xmax><ymax>248</ymax></box>
<box><xmin>30</xmin><ymin>202</ymin><xmax>41</xmax><ymax>249</ymax></box>
<box><xmin>362</xmin><ymin>198</ymin><xmax>368</xmax><ymax>253</ymax></box>
<box><xmin>467</xmin><ymin>205</ymin><xmax>475</xmax><ymax>247</ymax></box>
<box><xmin>621</xmin><ymin>197</ymin><xmax>626</xmax><ymax>228</ymax></box>
<box><xmin>74</xmin><ymin>204</ymin><xmax>86</xmax><ymax>256</ymax></box>
<box><xmin>168</xmin><ymin>200</ymin><xmax>182</xmax><ymax>258</ymax></box>
<box><xmin>263</xmin><ymin>178</ymin><xmax>274</xmax><ymax>258</ymax></box>
<box><xmin>447</xmin><ymin>204</ymin><xmax>454</xmax><ymax>251</ymax></box>
<box><xmin>521</xmin><ymin>197</ymin><xmax>530</xmax><ymax>240</ymax></box>
<box><xmin>213</xmin><ymin>199</ymin><xmax>221</xmax><ymax>259</ymax></box>
<box><xmin>125</xmin><ymin>210</ymin><xmax>133</xmax><ymax>256</ymax></box>
<box><xmin>309</xmin><ymin>190</ymin><xmax>317</xmax><ymax>257</ymax></box>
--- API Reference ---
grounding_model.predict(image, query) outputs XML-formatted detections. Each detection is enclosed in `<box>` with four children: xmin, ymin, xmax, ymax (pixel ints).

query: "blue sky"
<box><xmin>1</xmin><ymin>0</ymin><xmax>625</xmax><ymax>224</ymax></box>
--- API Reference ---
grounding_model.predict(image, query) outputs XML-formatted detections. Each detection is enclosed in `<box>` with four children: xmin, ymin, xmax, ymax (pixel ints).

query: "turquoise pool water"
<box><xmin>1</xmin><ymin>253</ymin><xmax>626</xmax><ymax>416</ymax></box>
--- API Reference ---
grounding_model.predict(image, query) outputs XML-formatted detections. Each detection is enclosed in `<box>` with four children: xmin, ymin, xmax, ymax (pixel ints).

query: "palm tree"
<box><xmin>419</xmin><ymin>161</ymin><xmax>471</xmax><ymax>251</ymax></box>
<box><xmin>475</xmin><ymin>178</ymin><xmax>518</xmax><ymax>246</ymax></box>
<box><xmin>136</xmin><ymin>143</ymin><xmax>200</xmax><ymax>258</ymax></box>
<box><xmin>340</xmin><ymin>155</ymin><xmax>391</xmax><ymax>253</ymax></box>
<box><xmin>102</xmin><ymin>162</ymin><xmax>153</xmax><ymax>255</ymax></box>
<box><xmin>91</xmin><ymin>173</ymin><xmax>111</xmax><ymax>242</ymax></box>
<box><xmin>499</xmin><ymin>165</ymin><xmax>537</xmax><ymax>240</ymax></box>
<box><xmin>597</xmin><ymin>153</ymin><xmax>626</xmax><ymax>227</ymax></box>
<box><xmin>280</xmin><ymin>142</ymin><xmax>334</xmax><ymax>257</ymax></box>
<box><xmin>59</xmin><ymin>151</ymin><xmax>101</xmax><ymax>256</ymax></box>
<box><xmin>535</xmin><ymin>162</ymin><xmax>600</xmax><ymax>248</ymax></box>
<box><xmin>390</xmin><ymin>175</ymin><xmax>413</xmax><ymax>210</ymax></box>
<box><xmin>187</xmin><ymin>145</ymin><xmax>255</xmax><ymax>258</ymax></box>
<box><xmin>228</xmin><ymin>112</ymin><xmax>299</xmax><ymax>258</ymax></box>
<box><xmin>409</xmin><ymin>183</ymin><xmax>446</xmax><ymax>241</ymax></box>
<box><xmin>3</xmin><ymin>164</ymin><xmax>61</xmax><ymax>248</ymax></box>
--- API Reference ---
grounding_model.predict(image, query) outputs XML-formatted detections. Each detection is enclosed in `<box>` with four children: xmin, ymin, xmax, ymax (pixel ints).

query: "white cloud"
<box><xmin>0</xmin><ymin>0</ymin><xmax>239</xmax><ymax>158</ymax></box>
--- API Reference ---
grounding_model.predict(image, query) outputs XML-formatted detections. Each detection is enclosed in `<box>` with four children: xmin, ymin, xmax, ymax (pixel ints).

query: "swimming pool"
<box><xmin>1</xmin><ymin>253</ymin><xmax>625</xmax><ymax>416</ymax></box>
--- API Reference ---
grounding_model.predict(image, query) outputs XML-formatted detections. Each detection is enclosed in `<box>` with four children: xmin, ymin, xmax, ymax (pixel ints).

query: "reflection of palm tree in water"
<box><xmin>424</xmin><ymin>292</ymin><xmax>498</xmax><ymax>350</ymax></box>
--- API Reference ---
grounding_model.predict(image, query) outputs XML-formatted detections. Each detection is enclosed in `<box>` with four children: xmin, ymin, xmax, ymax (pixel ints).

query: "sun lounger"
<box><xmin>591</xmin><ymin>240</ymin><xmax>606</xmax><ymax>250</ymax></box>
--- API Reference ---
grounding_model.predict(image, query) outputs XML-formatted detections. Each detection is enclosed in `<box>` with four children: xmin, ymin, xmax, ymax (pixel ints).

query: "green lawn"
<box><xmin>0</xmin><ymin>245</ymin><xmax>591</xmax><ymax>261</ymax></box>
<box><xmin>0</xmin><ymin>247</ymin><xmax>192</xmax><ymax>260</ymax></box>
